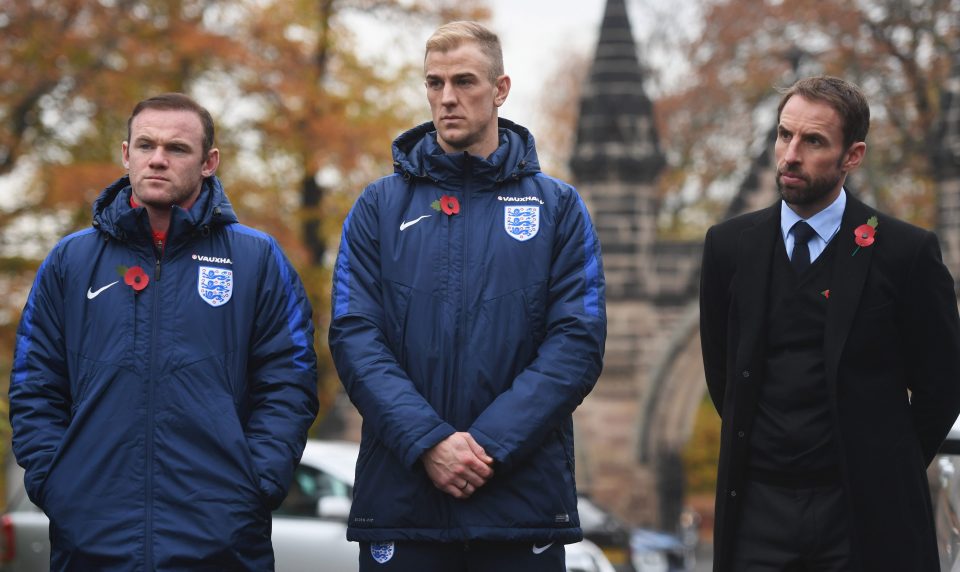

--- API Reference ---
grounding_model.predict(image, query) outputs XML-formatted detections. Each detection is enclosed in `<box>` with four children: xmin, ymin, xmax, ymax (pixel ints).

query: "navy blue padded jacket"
<box><xmin>10</xmin><ymin>175</ymin><xmax>319</xmax><ymax>571</ymax></box>
<box><xmin>329</xmin><ymin>119</ymin><xmax>606</xmax><ymax>543</ymax></box>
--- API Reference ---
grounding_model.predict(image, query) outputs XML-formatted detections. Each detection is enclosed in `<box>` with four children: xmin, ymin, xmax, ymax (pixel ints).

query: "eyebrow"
<box><xmin>425</xmin><ymin>71</ymin><xmax>479</xmax><ymax>81</ymax></box>
<box><xmin>132</xmin><ymin>135</ymin><xmax>194</xmax><ymax>148</ymax></box>
<box><xmin>778</xmin><ymin>124</ymin><xmax>828</xmax><ymax>140</ymax></box>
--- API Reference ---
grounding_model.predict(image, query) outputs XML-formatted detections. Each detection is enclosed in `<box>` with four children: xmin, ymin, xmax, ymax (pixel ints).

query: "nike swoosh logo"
<box><xmin>531</xmin><ymin>542</ymin><xmax>554</xmax><ymax>555</ymax></box>
<box><xmin>86</xmin><ymin>281</ymin><xmax>119</xmax><ymax>300</ymax></box>
<box><xmin>400</xmin><ymin>215</ymin><xmax>431</xmax><ymax>231</ymax></box>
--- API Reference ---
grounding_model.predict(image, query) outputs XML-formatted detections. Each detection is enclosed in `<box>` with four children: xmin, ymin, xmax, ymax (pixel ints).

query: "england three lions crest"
<box><xmin>198</xmin><ymin>266</ymin><xmax>233</xmax><ymax>307</ymax></box>
<box><xmin>370</xmin><ymin>541</ymin><xmax>395</xmax><ymax>564</ymax></box>
<box><xmin>504</xmin><ymin>206</ymin><xmax>540</xmax><ymax>242</ymax></box>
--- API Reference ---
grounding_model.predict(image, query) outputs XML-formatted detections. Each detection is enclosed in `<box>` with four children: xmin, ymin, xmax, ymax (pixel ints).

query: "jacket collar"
<box><xmin>92</xmin><ymin>175</ymin><xmax>238</xmax><ymax>248</ymax></box>
<box><xmin>733</xmin><ymin>203</ymin><xmax>780</xmax><ymax>367</ymax></box>
<box><xmin>391</xmin><ymin>118</ymin><xmax>541</xmax><ymax>189</ymax></box>
<box><xmin>823</xmin><ymin>193</ymin><xmax>876</xmax><ymax>380</ymax></box>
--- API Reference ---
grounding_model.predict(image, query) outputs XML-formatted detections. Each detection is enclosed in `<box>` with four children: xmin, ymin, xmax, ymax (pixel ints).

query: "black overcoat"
<box><xmin>699</xmin><ymin>193</ymin><xmax>960</xmax><ymax>571</ymax></box>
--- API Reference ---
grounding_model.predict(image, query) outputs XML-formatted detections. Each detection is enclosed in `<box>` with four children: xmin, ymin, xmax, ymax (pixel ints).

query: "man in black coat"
<box><xmin>699</xmin><ymin>75</ymin><xmax>960</xmax><ymax>571</ymax></box>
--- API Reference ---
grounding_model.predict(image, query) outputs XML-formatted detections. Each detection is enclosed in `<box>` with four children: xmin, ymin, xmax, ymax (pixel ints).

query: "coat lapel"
<box><xmin>824</xmin><ymin>194</ymin><xmax>876</xmax><ymax>380</ymax></box>
<box><xmin>734</xmin><ymin>205</ymin><xmax>780</xmax><ymax>367</ymax></box>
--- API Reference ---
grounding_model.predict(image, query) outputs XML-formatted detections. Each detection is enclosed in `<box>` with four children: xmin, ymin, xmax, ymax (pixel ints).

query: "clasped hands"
<box><xmin>421</xmin><ymin>432</ymin><xmax>494</xmax><ymax>500</ymax></box>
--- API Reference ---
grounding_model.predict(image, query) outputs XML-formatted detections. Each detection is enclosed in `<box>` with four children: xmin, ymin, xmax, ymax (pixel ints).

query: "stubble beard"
<box><xmin>133</xmin><ymin>182</ymin><xmax>203</xmax><ymax>213</ymax></box>
<box><xmin>776</xmin><ymin>164</ymin><xmax>844</xmax><ymax>210</ymax></box>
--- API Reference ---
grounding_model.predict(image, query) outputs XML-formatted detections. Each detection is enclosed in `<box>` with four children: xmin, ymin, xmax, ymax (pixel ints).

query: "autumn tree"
<box><xmin>535</xmin><ymin>0</ymin><xmax>959</xmax><ymax>236</ymax></box>
<box><xmin>0</xmin><ymin>0</ymin><xmax>490</xmax><ymax>484</ymax></box>
<box><xmin>654</xmin><ymin>0</ymin><xmax>960</xmax><ymax>230</ymax></box>
<box><xmin>531</xmin><ymin>49</ymin><xmax>591</xmax><ymax>181</ymax></box>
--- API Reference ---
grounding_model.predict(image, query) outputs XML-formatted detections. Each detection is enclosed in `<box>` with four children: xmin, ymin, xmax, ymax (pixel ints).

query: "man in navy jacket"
<box><xmin>10</xmin><ymin>93</ymin><xmax>319</xmax><ymax>570</ymax></box>
<box><xmin>329</xmin><ymin>20</ymin><xmax>606</xmax><ymax>572</ymax></box>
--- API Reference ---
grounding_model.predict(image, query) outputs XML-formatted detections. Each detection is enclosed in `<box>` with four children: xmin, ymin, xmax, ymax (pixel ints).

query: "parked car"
<box><xmin>271</xmin><ymin>440</ymin><xmax>360</xmax><ymax>571</ymax></box>
<box><xmin>577</xmin><ymin>492</ymin><xmax>696</xmax><ymax>572</ymax></box>
<box><xmin>0</xmin><ymin>485</ymin><xmax>48</xmax><ymax>570</ymax></box>
<box><xmin>566</xmin><ymin>538</ymin><xmax>618</xmax><ymax>572</ymax></box>
<box><xmin>578</xmin><ymin>493</ymin><xmax>638</xmax><ymax>572</ymax></box>
<box><xmin>1</xmin><ymin>440</ymin><xmax>614</xmax><ymax>572</ymax></box>
<box><xmin>630</xmin><ymin>528</ymin><xmax>692</xmax><ymax>572</ymax></box>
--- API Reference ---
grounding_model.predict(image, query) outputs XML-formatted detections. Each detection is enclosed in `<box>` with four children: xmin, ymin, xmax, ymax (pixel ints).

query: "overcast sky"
<box><xmin>484</xmin><ymin>0</ymin><xmax>698</xmax><ymax>131</ymax></box>
<box><xmin>489</xmin><ymin>0</ymin><xmax>607</xmax><ymax>128</ymax></box>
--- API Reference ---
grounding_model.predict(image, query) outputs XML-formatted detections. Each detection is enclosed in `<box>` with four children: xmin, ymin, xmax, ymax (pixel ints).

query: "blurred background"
<box><xmin>1</xmin><ymin>0</ymin><xmax>959</xmax><ymax>570</ymax></box>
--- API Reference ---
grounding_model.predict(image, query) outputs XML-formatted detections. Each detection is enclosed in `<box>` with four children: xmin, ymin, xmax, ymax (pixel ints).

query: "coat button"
<box><xmin>730</xmin><ymin>490</ymin><xmax>737</xmax><ymax>497</ymax></box>
<box><xmin>742</xmin><ymin>370</ymin><xmax>750</xmax><ymax>378</ymax></box>
<box><xmin>737</xmin><ymin>430</ymin><xmax>745</xmax><ymax>438</ymax></box>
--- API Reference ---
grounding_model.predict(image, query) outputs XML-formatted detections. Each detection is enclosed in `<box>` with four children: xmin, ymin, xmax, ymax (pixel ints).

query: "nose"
<box><xmin>147</xmin><ymin>147</ymin><xmax>168</xmax><ymax>168</ymax></box>
<box><xmin>441</xmin><ymin>83</ymin><xmax>457</xmax><ymax>107</ymax></box>
<box><xmin>782</xmin><ymin>138</ymin><xmax>801</xmax><ymax>166</ymax></box>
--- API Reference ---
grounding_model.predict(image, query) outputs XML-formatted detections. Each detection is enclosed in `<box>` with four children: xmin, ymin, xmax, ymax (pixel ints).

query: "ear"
<box><xmin>121</xmin><ymin>141</ymin><xmax>130</xmax><ymax>169</ymax></box>
<box><xmin>493</xmin><ymin>74</ymin><xmax>511</xmax><ymax>108</ymax></box>
<box><xmin>201</xmin><ymin>148</ymin><xmax>220</xmax><ymax>177</ymax></box>
<box><xmin>842</xmin><ymin>141</ymin><xmax>866</xmax><ymax>172</ymax></box>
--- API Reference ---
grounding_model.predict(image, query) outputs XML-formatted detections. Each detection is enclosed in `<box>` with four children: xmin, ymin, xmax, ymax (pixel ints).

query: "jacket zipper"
<box><xmin>144</xmin><ymin>251</ymin><xmax>162</xmax><ymax>568</ymax></box>
<box><xmin>459</xmin><ymin>154</ymin><xmax>472</xmax><ymax>404</ymax></box>
<box><xmin>455</xmin><ymin>155</ymin><xmax>472</xmax><ymax>536</ymax></box>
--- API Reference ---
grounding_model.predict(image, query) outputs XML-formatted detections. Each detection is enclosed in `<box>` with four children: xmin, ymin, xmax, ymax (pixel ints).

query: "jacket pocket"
<box><xmin>520</xmin><ymin>280</ymin><xmax>548</xmax><ymax>345</ymax></box>
<box><xmin>161</xmin><ymin>361</ymin><xmax>264</xmax><ymax>505</ymax></box>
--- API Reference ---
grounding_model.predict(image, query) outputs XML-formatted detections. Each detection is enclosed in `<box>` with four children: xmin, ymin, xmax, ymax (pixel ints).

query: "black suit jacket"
<box><xmin>700</xmin><ymin>193</ymin><xmax>960</xmax><ymax>572</ymax></box>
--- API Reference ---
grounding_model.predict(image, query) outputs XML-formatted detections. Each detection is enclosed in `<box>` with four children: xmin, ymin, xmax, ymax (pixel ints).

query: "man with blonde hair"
<box><xmin>330</xmin><ymin>21</ymin><xmax>606</xmax><ymax>571</ymax></box>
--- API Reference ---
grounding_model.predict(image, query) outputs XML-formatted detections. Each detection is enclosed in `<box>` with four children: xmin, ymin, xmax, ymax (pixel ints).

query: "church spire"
<box><xmin>935</xmin><ymin>56</ymin><xmax>960</xmax><ymax>181</ymax></box>
<box><xmin>935</xmin><ymin>52</ymin><xmax>960</xmax><ymax>287</ymax></box>
<box><xmin>570</xmin><ymin>0</ymin><xmax>665</xmax><ymax>183</ymax></box>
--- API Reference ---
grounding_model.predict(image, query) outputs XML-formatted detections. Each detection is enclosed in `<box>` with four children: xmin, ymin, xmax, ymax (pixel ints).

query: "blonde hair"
<box><xmin>425</xmin><ymin>21</ymin><xmax>504</xmax><ymax>83</ymax></box>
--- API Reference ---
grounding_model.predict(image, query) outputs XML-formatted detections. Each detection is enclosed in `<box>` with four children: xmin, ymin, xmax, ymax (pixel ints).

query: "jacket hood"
<box><xmin>391</xmin><ymin>118</ymin><xmax>541</xmax><ymax>187</ymax></box>
<box><xmin>92</xmin><ymin>175</ymin><xmax>239</xmax><ymax>246</ymax></box>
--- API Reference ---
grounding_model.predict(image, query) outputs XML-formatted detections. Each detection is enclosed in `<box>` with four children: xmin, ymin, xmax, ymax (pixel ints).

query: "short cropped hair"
<box><xmin>777</xmin><ymin>76</ymin><xmax>870</xmax><ymax>150</ymax></box>
<box><xmin>425</xmin><ymin>21</ymin><xmax>504</xmax><ymax>83</ymax></box>
<box><xmin>126</xmin><ymin>93</ymin><xmax>216</xmax><ymax>158</ymax></box>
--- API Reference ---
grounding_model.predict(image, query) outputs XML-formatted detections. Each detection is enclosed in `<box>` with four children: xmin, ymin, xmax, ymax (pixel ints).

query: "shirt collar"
<box><xmin>780</xmin><ymin>189</ymin><xmax>847</xmax><ymax>242</ymax></box>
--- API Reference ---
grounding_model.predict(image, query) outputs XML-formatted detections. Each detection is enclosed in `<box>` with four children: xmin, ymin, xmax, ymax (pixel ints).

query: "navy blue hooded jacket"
<box><xmin>329</xmin><ymin>119</ymin><xmax>606</xmax><ymax>543</ymax></box>
<box><xmin>10</xmin><ymin>175</ymin><xmax>319</xmax><ymax>571</ymax></box>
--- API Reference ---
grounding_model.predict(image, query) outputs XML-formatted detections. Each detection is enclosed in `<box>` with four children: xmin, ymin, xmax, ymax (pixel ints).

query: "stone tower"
<box><xmin>568</xmin><ymin>0</ymin><xmax>774</xmax><ymax>528</ymax></box>
<box><xmin>570</xmin><ymin>0</ymin><xmax>675</xmax><ymax>526</ymax></box>
<box><xmin>571</xmin><ymin>0</ymin><xmax>666</xmax><ymax>383</ymax></box>
<box><xmin>936</xmin><ymin>56</ymin><xmax>960</xmax><ymax>286</ymax></box>
<box><xmin>571</xmin><ymin>0</ymin><xmax>665</xmax><ymax>305</ymax></box>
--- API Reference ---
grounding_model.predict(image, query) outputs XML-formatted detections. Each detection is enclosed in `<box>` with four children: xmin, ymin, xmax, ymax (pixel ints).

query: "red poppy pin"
<box><xmin>851</xmin><ymin>216</ymin><xmax>878</xmax><ymax>256</ymax></box>
<box><xmin>117</xmin><ymin>265</ymin><xmax>150</xmax><ymax>292</ymax></box>
<box><xmin>821</xmin><ymin>289</ymin><xmax>830</xmax><ymax>299</ymax></box>
<box><xmin>431</xmin><ymin>195</ymin><xmax>460</xmax><ymax>216</ymax></box>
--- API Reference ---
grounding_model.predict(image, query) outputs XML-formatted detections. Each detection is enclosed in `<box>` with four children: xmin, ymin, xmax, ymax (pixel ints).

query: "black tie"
<box><xmin>791</xmin><ymin>221</ymin><xmax>816</xmax><ymax>274</ymax></box>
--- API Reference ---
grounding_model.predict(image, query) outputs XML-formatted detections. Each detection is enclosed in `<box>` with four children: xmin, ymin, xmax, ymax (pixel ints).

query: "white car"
<box><xmin>271</xmin><ymin>440</ymin><xmax>359</xmax><ymax>571</ymax></box>
<box><xmin>276</xmin><ymin>440</ymin><xmax>614</xmax><ymax>572</ymax></box>
<box><xmin>2</xmin><ymin>440</ymin><xmax>615</xmax><ymax>572</ymax></box>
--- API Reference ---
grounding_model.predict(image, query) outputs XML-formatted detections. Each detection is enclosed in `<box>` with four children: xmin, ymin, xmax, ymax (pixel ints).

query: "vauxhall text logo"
<box><xmin>192</xmin><ymin>254</ymin><xmax>233</xmax><ymax>265</ymax></box>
